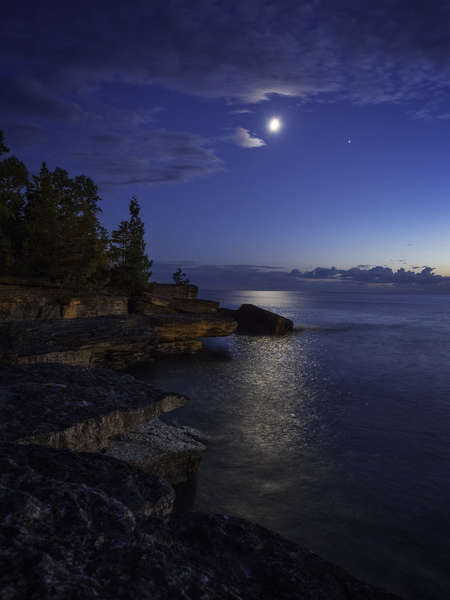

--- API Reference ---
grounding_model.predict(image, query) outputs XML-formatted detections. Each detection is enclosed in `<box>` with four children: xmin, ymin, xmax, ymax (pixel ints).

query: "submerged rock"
<box><xmin>0</xmin><ymin>442</ymin><xmax>401</xmax><ymax>599</ymax></box>
<box><xmin>220</xmin><ymin>303</ymin><xmax>294</xmax><ymax>335</ymax></box>
<box><xmin>0</xmin><ymin>364</ymin><xmax>186</xmax><ymax>451</ymax></box>
<box><xmin>106</xmin><ymin>419</ymin><xmax>206</xmax><ymax>484</ymax></box>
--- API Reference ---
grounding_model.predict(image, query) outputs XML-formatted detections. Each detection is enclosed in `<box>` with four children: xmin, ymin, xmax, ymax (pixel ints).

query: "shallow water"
<box><xmin>132</xmin><ymin>289</ymin><xmax>450</xmax><ymax>599</ymax></box>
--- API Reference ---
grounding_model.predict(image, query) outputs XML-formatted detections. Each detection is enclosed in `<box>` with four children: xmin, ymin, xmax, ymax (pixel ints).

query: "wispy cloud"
<box><xmin>225</xmin><ymin>128</ymin><xmax>266</xmax><ymax>148</ymax></box>
<box><xmin>79</xmin><ymin>128</ymin><xmax>223</xmax><ymax>185</ymax></box>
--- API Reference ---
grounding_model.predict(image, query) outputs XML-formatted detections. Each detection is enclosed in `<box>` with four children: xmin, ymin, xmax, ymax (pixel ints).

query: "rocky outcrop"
<box><xmin>0</xmin><ymin>364</ymin><xmax>186</xmax><ymax>451</ymax></box>
<box><xmin>221</xmin><ymin>303</ymin><xmax>294</xmax><ymax>335</ymax></box>
<box><xmin>0</xmin><ymin>441</ymin><xmax>402</xmax><ymax>599</ymax></box>
<box><xmin>106</xmin><ymin>419</ymin><xmax>207</xmax><ymax>484</ymax></box>
<box><xmin>0</xmin><ymin>313</ymin><xmax>237</xmax><ymax>368</ymax></box>
<box><xmin>0</xmin><ymin>280</ymin><xmax>237</xmax><ymax>364</ymax></box>
<box><xmin>0</xmin><ymin>281</ymin><xmax>128</xmax><ymax>322</ymax></box>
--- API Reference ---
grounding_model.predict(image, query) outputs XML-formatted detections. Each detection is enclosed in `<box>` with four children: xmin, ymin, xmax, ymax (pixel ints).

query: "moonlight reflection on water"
<box><xmin>133</xmin><ymin>289</ymin><xmax>450</xmax><ymax>600</ymax></box>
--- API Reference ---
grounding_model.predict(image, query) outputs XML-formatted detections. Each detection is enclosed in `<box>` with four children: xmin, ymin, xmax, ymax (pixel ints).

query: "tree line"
<box><xmin>0</xmin><ymin>131</ymin><xmax>153</xmax><ymax>294</ymax></box>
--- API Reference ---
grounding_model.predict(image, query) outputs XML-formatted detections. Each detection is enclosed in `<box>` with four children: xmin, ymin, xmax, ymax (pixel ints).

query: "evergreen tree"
<box><xmin>23</xmin><ymin>164</ymin><xmax>109</xmax><ymax>288</ymax></box>
<box><xmin>0</xmin><ymin>132</ymin><xmax>29</xmax><ymax>274</ymax></box>
<box><xmin>52</xmin><ymin>169</ymin><xmax>110</xmax><ymax>289</ymax></box>
<box><xmin>23</xmin><ymin>163</ymin><xmax>61</xmax><ymax>279</ymax></box>
<box><xmin>110</xmin><ymin>196</ymin><xmax>152</xmax><ymax>294</ymax></box>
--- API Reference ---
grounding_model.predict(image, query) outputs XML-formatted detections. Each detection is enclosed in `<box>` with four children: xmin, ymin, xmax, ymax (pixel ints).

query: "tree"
<box><xmin>173</xmin><ymin>267</ymin><xmax>190</xmax><ymax>285</ymax></box>
<box><xmin>23</xmin><ymin>163</ymin><xmax>62</xmax><ymax>279</ymax></box>
<box><xmin>110</xmin><ymin>196</ymin><xmax>152</xmax><ymax>294</ymax></box>
<box><xmin>52</xmin><ymin>170</ymin><xmax>110</xmax><ymax>290</ymax></box>
<box><xmin>0</xmin><ymin>131</ymin><xmax>9</xmax><ymax>155</ymax></box>
<box><xmin>0</xmin><ymin>131</ymin><xmax>29</xmax><ymax>274</ymax></box>
<box><xmin>23</xmin><ymin>164</ymin><xmax>109</xmax><ymax>289</ymax></box>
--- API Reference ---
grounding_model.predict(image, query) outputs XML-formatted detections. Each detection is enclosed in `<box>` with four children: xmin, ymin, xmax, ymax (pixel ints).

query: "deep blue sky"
<box><xmin>2</xmin><ymin>0</ymin><xmax>450</xmax><ymax>285</ymax></box>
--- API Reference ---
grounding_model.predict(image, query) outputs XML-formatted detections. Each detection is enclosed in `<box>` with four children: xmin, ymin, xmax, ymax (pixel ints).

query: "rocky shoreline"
<box><xmin>0</xmin><ymin>281</ymin><xmax>401</xmax><ymax>599</ymax></box>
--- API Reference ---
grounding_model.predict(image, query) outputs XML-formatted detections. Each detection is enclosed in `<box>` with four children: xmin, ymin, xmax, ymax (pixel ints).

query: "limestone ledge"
<box><xmin>0</xmin><ymin>313</ymin><xmax>236</xmax><ymax>368</ymax></box>
<box><xmin>0</xmin><ymin>283</ymin><xmax>128</xmax><ymax>321</ymax></box>
<box><xmin>0</xmin><ymin>280</ymin><xmax>198</xmax><ymax>322</ymax></box>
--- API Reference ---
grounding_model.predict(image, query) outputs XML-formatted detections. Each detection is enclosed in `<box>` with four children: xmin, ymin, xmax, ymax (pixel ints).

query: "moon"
<box><xmin>268</xmin><ymin>117</ymin><xmax>281</xmax><ymax>133</ymax></box>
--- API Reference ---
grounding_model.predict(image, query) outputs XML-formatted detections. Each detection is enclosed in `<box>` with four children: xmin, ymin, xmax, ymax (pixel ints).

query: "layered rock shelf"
<box><xmin>0</xmin><ymin>279</ymin><xmax>198</xmax><ymax>322</ymax></box>
<box><xmin>0</xmin><ymin>364</ymin><xmax>187</xmax><ymax>451</ymax></box>
<box><xmin>0</xmin><ymin>280</ymin><xmax>237</xmax><ymax>367</ymax></box>
<box><xmin>0</xmin><ymin>313</ymin><xmax>237</xmax><ymax>368</ymax></box>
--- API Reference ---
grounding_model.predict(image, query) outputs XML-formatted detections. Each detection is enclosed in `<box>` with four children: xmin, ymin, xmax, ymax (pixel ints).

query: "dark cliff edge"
<box><xmin>0</xmin><ymin>282</ymin><xmax>402</xmax><ymax>599</ymax></box>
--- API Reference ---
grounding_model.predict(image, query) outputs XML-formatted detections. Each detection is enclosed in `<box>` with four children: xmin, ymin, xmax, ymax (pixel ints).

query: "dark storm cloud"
<box><xmin>3</xmin><ymin>1</ymin><xmax>450</xmax><ymax>110</ymax></box>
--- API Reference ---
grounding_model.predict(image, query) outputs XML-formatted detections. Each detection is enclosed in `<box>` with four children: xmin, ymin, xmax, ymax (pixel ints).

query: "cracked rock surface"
<box><xmin>0</xmin><ymin>442</ymin><xmax>401</xmax><ymax>600</ymax></box>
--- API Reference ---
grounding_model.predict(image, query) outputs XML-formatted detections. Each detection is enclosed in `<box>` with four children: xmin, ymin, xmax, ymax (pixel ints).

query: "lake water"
<box><xmin>132</xmin><ymin>289</ymin><xmax>450</xmax><ymax>599</ymax></box>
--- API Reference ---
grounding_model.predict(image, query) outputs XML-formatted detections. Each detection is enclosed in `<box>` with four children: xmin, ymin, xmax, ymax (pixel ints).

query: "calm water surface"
<box><xmin>132</xmin><ymin>290</ymin><xmax>450</xmax><ymax>600</ymax></box>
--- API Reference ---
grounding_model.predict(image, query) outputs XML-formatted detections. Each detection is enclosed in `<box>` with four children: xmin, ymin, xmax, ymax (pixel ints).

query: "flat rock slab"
<box><xmin>0</xmin><ymin>442</ymin><xmax>402</xmax><ymax>599</ymax></box>
<box><xmin>106</xmin><ymin>419</ymin><xmax>206</xmax><ymax>484</ymax></box>
<box><xmin>0</xmin><ymin>364</ymin><xmax>186</xmax><ymax>451</ymax></box>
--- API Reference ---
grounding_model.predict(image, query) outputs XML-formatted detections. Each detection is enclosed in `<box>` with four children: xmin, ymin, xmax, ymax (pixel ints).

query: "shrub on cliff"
<box><xmin>173</xmin><ymin>267</ymin><xmax>190</xmax><ymax>286</ymax></box>
<box><xmin>109</xmin><ymin>196</ymin><xmax>153</xmax><ymax>294</ymax></box>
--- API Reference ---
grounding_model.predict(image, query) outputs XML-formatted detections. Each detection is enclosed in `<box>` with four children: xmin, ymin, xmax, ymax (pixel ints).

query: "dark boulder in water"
<box><xmin>220</xmin><ymin>303</ymin><xmax>294</xmax><ymax>335</ymax></box>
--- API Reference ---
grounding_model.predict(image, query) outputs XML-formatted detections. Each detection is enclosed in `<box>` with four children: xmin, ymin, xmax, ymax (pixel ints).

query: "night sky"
<box><xmin>3</xmin><ymin>1</ymin><xmax>450</xmax><ymax>285</ymax></box>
